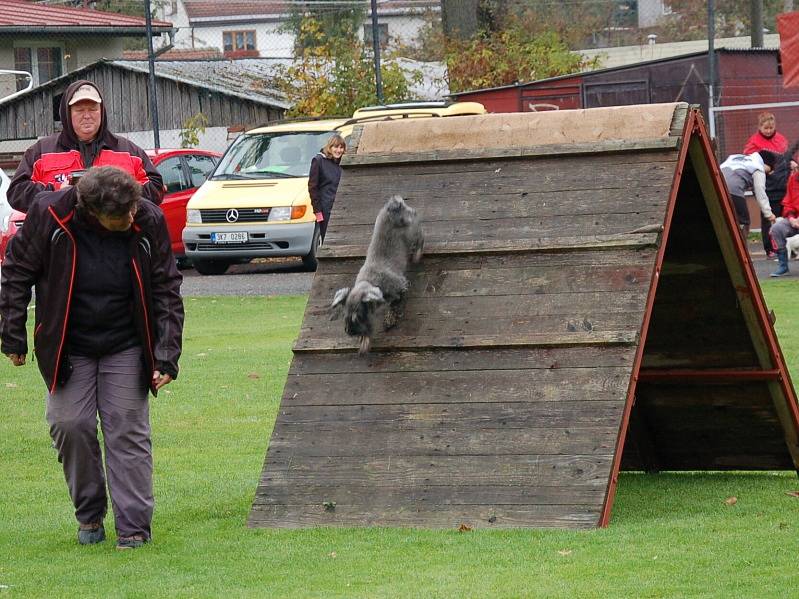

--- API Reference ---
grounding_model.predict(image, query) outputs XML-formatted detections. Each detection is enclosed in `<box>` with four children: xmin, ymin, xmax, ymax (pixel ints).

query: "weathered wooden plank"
<box><xmin>331</xmin><ymin>187</ymin><xmax>672</xmax><ymax>225</ymax></box>
<box><xmin>325</xmin><ymin>212</ymin><xmax>666</xmax><ymax>248</ymax></box>
<box><xmin>318</xmin><ymin>247</ymin><xmax>657</xmax><ymax>275</ymax></box>
<box><xmin>632</xmin><ymin>453</ymin><xmax>793</xmax><ymax>470</ymax></box>
<box><xmin>289</xmin><ymin>345</ymin><xmax>638</xmax><ymax>375</ymax></box>
<box><xmin>294</xmin><ymin>330</ymin><xmax>641</xmax><ymax>353</ymax></box>
<box><xmin>281</xmin><ymin>367</ymin><xmax>630</xmax><ymax>406</ymax></box>
<box><xmin>311</xmin><ymin>263</ymin><xmax>653</xmax><ymax>301</ymax></box>
<box><xmin>272</xmin><ymin>401</ymin><xmax>626</xmax><ymax>431</ymax></box>
<box><xmin>343</xmin><ymin>137</ymin><xmax>681</xmax><ymax>166</ymax></box>
<box><xmin>254</xmin><ymin>483</ymin><xmax>607</xmax><ymax>507</ymax></box>
<box><xmin>268</xmin><ymin>426</ymin><xmax>620</xmax><ymax>457</ymax></box>
<box><xmin>261</xmin><ymin>454</ymin><xmax>614</xmax><ymax>487</ymax></box>
<box><xmin>339</xmin><ymin>155</ymin><xmax>677</xmax><ymax>192</ymax></box>
<box><xmin>299</xmin><ymin>293</ymin><xmax>647</xmax><ymax>348</ymax></box>
<box><xmin>248</xmin><ymin>503</ymin><xmax>601</xmax><ymax>529</ymax></box>
<box><xmin>319</xmin><ymin>233</ymin><xmax>660</xmax><ymax>259</ymax></box>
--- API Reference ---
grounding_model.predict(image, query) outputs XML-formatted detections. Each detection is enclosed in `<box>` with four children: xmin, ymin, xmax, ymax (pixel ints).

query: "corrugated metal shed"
<box><xmin>453</xmin><ymin>49</ymin><xmax>799</xmax><ymax>159</ymax></box>
<box><xmin>0</xmin><ymin>59</ymin><xmax>287</xmax><ymax>142</ymax></box>
<box><xmin>249</xmin><ymin>102</ymin><xmax>799</xmax><ymax>529</ymax></box>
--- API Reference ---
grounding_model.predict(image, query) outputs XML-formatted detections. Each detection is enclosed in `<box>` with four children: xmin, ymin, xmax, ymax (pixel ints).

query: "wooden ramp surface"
<box><xmin>249</xmin><ymin>103</ymin><xmax>799</xmax><ymax>529</ymax></box>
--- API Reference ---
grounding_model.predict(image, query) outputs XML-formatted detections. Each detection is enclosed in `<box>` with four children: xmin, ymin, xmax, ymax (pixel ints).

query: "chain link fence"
<box><xmin>1</xmin><ymin>1</ymin><xmax>797</xmax><ymax>170</ymax></box>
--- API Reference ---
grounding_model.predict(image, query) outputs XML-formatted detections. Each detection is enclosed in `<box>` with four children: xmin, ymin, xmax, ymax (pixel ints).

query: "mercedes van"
<box><xmin>182</xmin><ymin>101</ymin><xmax>486</xmax><ymax>275</ymax></box>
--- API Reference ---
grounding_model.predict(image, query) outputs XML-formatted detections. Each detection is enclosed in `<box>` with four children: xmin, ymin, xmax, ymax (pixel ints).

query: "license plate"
<box><xmin>211</xmin><ymin>231</ymin><xmax>248</xmax><ymax>244</ymax></box>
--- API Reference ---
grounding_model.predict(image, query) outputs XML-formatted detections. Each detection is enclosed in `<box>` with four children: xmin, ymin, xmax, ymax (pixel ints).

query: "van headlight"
<box><xmin>186</xmin><ymin>209</ymin><xmax>201</xmax><ymax>224</ymax></box>
<box><xmin>268</xmin><ymin>207</ymin><xmax>291</xmax><ymax>221</ymax></box>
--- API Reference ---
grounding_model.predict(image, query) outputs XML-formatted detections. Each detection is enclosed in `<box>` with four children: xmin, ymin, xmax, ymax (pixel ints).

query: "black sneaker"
<box><xmin>77</xmin><ymin>523</ymin><xmax>105</xmax><ymax>545</ymax></box>
<box><xmin>116</xmin><ymin>535</ymin><xmax>148</xmax><ymax>550</ymax></box>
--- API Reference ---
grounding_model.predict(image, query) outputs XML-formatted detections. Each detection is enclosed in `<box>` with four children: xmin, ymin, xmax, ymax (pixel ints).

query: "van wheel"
<box><xmin>193</xmin><ymin>259</ymin><xmax>230</xmax><ymax>276</ymax></box>
<box><xmin>302</xmin><ymin>225</ymin><xmax>322</xmax><ymax>272</ymax></box>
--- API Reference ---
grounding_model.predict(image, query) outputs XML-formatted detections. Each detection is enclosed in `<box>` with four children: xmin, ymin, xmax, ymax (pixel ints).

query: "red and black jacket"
<box><xmin>0</xmin><ymin>189</ymin><xmax>184</xmax><ymax>396</ymax></box>
<box><xmin>8</xmin><ymin>79</ymin><xmax>163</xmax><ymax>213</ymax></box>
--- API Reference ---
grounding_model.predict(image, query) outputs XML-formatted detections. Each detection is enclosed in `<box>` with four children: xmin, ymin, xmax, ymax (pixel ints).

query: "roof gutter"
<box><xmin>0</xmin><ymin>69</ymin><xmax>33</xmax><ymax>105</ymax></box>
<box><xmin>0</xmin><ymin>26</ymin><xmax>173</xmax><ymax>35</ymax></box>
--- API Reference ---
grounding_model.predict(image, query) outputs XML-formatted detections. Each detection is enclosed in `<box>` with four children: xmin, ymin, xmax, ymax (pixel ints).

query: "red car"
<box><xmin>146</xmin><ymin>149</ymin><xmax>221</xmax><ymax>259</ymax></box>
<box><xmin>0</xmin><ymin>149</ymin><xmax>220</xmax><ymax>265</ymax></box>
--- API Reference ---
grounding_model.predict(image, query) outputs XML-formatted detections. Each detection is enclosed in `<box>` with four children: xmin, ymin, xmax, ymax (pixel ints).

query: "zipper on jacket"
<box><xmin>131</xmin><ymin>256</ymin><xmax>156</xmax><ymax>391</ymax></box>
<box><xmin>47</xmin><ymin>207</ymin><xmax>77</xmax><ymax>394</ymax></box>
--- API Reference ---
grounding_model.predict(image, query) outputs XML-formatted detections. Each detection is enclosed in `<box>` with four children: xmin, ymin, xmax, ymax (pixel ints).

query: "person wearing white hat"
<box><xmin>7</xmin><ymin>79</ymin><xmax>163</xmax><ymax>213</ymax></box>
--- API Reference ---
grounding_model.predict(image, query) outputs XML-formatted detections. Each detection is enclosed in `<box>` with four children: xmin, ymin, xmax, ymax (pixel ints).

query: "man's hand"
<box><xmin>7</xmin><ymin>353</ymin><xmax>26</xmax><ymax>366</ymax></box>
<box><xmin>315</xmin><ymin>212</ymin><xmax>324</xmax><ymax>222</ymax></box>
<box><xmin>152</xmin><ymin>370</ymin><xmax>173</xmax><ymax>391</ymax></box>
<box><xmin>769</xmin><ymin>214</ymin><xmax>777</xmax><ymax>224</ymax></box>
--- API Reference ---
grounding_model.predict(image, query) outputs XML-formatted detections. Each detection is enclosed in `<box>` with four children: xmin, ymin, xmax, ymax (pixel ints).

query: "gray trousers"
<box><xmin>46</xmin><ymin>346</ymin><xmax>153</xmax><ymax>539</ymax></box>
<box><xmin>770</xmin><ymin>218</ymin><xmax>799</xmax><ymax>251</ymax></box>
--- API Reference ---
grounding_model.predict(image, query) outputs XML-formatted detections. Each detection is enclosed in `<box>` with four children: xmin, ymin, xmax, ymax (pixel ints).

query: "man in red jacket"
<box><xmin>7</xmin><ymin>79</ymin><xmax>163</xmax><ymax>212</ymax></box>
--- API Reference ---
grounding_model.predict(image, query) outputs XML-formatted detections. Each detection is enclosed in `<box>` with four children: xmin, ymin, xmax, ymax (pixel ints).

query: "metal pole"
<box><xmin>144</xmin><ymin>0</ymin><xmax>161</xmax><ymax>149</ymax></box>
<box><xmin>751</xmin><ymin>0</ymin><xmax>764</xmax><ymax>48</ymax></box>
<box><xmin>370</xmin><ymin>0</ymin><xmax>384</xmax><ymax>104</ymax></box>
<box><xmin>708</xmin><ymin>0</ymin><xmax>716</xmax><ymax>139</ymax></box>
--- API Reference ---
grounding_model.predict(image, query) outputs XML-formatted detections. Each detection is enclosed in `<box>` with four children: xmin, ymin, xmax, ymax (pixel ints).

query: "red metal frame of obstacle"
<box><xmin>598</xmin><ymin>108</ymin><xmax>799</xmax><ymax>527</ymax></box>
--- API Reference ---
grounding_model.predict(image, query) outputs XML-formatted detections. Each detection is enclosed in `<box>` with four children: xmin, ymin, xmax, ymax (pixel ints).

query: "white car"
<box><xmin>0</xmin><ymin>169</ymin><xmax>11</xmax><ymax>231</ymax></box>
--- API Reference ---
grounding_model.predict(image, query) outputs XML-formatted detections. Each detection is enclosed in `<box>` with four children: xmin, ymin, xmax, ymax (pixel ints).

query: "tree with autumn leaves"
<box><xmin>271</xmin><ymin>9</ymin><xmax>421</xmax><ymax>118</ymax></box>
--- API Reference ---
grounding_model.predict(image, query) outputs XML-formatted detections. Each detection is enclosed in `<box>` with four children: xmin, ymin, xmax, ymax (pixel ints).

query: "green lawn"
<box><xmin>2</xmin><ymin>286</ymin><xmax>799</xmax><ymax>598</ymax></box>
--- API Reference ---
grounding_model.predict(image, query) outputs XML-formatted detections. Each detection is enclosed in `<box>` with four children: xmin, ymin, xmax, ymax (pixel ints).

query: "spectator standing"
<box><xmin>308</xmin><ymin>134</ymin><xmax>346</xmax><ymax>242</ymax></box>
<box><xmin>720</xmin><ymin>150</ymin><xmax>778</xmax><ymax>242</ymax></box>
<box><xmin>7</xmin><ymin>80</ymin><xmax>163</xmax><ymax>213</ymax></box>
<box><xmin>0</xmin><ymin>167</ymin><xmax>184</xmax><ymax>550</ymax></box>
<box><xmin>743</xmin><ymin>112</ymin><xmax>791</xmax><ymax>257</ymax></box>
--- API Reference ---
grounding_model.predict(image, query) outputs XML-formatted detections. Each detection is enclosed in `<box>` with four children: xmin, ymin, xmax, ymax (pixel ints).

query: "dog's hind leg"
<box><xmin>384</xmin><ymin>294</ymin><xmax>406</xmax><ymax>330</ymax></box>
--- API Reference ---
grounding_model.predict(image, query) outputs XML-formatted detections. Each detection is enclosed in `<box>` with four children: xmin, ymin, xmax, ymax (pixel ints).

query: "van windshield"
<box><xmin>212</xmin><ymin>131</ymin><xmax>337</xmax><ymax>180</ymax></box>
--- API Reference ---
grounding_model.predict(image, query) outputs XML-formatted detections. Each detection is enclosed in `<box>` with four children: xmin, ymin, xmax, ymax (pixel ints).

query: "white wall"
<box><xmin>169</xmin><ymin>10</ymin><xmax>432</xmax><ymax>57</ymax></box>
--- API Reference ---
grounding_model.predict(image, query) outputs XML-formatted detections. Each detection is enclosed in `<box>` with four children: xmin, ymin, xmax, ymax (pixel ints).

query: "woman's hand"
<box><xmin>152</xmin><ymin>370</ymin><xmax>173</xmax><ymax>391</ymax></box>
<box><xmin>315</xmin><ymin>212</ymin><xmax>324</xmax><ymax>222</ymax></box>
<box><xmin>7</xmin><ymin>353</ymin><xmax>26</xmax><ymax>366</ymax></box>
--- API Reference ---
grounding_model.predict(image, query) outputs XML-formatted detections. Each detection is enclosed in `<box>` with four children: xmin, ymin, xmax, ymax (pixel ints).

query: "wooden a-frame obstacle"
<box><xmin>249</xmin><ymin>102</ymin><xmax>799</xmax><ymax>529</ymax></box>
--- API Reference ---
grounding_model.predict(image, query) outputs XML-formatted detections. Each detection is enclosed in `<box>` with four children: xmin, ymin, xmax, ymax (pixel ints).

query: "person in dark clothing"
<box><xmin>7</xmin><ymin>80</ymin><xmax>163</xmax><ymax>213</ymax></box>
<box><xmin>0</xmin><ymin>166</ymin><xmax>184</xmax><ymax>550</ymax></box>
<box><xmin>308</xmin><ymin>133</ymin><xmax>346</xmax><ymax>242</ymax></box>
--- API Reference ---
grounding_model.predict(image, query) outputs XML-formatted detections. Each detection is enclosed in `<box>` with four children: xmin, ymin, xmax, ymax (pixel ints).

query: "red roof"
<box><xmin>0</xmin><ymin>0</ymin><xmax>171</xmax><ymax>27</ymax></box>
<box><xmin>185</xmin><ymin>0</ymin><xmax>437</xmax><ymax>20</ymax></box>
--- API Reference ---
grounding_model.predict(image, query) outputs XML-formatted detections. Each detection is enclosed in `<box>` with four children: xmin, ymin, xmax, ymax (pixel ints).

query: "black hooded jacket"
<box><xmin>0</xmin><ymin>188</ymin><xmax>184</xmax><ymax>395</ymax></box>
<box><xmin>7</xmin><ymin>79</ymin><xmax>164</xmax><ymax>213</ymax></box>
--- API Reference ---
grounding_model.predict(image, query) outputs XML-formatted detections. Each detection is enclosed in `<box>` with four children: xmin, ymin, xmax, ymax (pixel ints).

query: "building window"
<box><xmin>14</xmin><ymin>45</ymin><xmax>63</xmax><ymax>89</ymax></box>
<box><xmin>363</xmin><ymin>23</ymin><xmax>388</xmax><ymax>47</ymax></box>
<box><xmin>223</xmin><ymin>30</ymin><xmax>257</xmax><ymax>57</ymax></box>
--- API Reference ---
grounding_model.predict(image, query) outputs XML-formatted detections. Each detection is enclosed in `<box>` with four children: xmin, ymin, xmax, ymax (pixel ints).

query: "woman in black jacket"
<box><xmin>308</xmin><ymin>134</ymin><xmax>346</xmax><ymax>242</ymax></box>
<box><xmin>0</xmin><ymin>166</ymin><xmax>184</xmax><ymax>550</ymax></box>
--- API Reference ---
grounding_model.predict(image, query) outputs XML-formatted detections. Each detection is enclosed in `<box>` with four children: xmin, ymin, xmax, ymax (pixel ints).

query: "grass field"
<box><xmin>2</xmin><ymin>284</ymin><xmax>799</xmax><ymax>598</ymax></box>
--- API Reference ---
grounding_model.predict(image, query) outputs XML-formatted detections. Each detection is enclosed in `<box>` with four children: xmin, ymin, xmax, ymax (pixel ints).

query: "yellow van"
<box><xmin>182</xmin><ymin>101</ymin><xmax>486</xmax><ymax>274</ymax></box>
